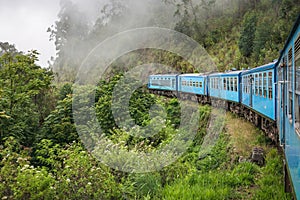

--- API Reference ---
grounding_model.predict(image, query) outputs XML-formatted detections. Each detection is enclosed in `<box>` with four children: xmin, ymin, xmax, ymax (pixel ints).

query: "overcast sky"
<box><xmin>0</xmin><ymin>0</ymin><xmax>60</xmax><ymax>67</ymax></box>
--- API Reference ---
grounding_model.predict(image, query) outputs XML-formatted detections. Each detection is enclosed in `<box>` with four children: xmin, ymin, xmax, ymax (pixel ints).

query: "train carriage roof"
<box><xmin>178</xmin><ymin>73</ymin><xmax>207</xmax><ymax>77</ymax></box>
<box><xmin>149</xmin><ymin>74</ymin><xmax>179</xmax><ymax>77</ymax></box>
<box><xmin>208</xmin><ymin>70</ymin><xmax>244</xmax><ymax>77</ymax></box>
<box><xmin>241</xmin><ymin>62</ymin><xmax>276</xmax><ymax>75</ymax></box>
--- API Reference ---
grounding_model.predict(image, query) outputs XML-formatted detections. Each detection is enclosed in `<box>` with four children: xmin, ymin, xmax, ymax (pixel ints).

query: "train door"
<box><xmin>278</xmin><ymin>63</ymin><xmax>286</xmax><ymax>146</ymax></box>
<box><xmin>250</xmin><ymin>75</ymin><xmax>254</xmax><ymax>107</ymax></box>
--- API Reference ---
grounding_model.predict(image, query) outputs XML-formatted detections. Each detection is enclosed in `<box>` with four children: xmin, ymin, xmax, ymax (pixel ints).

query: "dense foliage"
<box><xmin>0</xmin><ymin>60</ymin><xmax>291</xmax><ymax>198</ymax></box>
<box><xmin>1</xmin><ymin>0</ymin><xmax>299</xmax><ymax>199</ymax></box>
<box><xmin>0</xmin><ymin>51</ymin><xmax>54</xmax><ymax>146</ymax></box>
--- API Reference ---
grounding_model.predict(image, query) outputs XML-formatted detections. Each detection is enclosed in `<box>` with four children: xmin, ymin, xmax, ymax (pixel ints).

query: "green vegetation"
<box><xmin>0</xmin><ymin>61</ymin><xmax>291</xmax><ymax>198</ymax></box>
<box><xmin>1</xmin><ymin>0</ymin><xmax>299</xmax><ymax>199</ymax></box>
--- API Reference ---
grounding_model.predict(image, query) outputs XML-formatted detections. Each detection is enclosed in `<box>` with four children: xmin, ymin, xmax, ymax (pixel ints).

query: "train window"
<box><xmin>213</xmin><ymin>78</ymin><xmax>216</xmax><ymax>89</ymax></box>
<box><xmin>234</xmin><ymin>77</ymin><xmax>237</xmax><ymax>92</ymax></box>
<box><xmin>244</xmin><ymin>76</ymin><xmax>247</xmax><ymax>93</ymax></box>
<box><xmin>268</xmin><ymin>72</ymin><xmax>273</xmax><ymax>99</ymax></box>
<box><xmin>193</xmin><ymin>81</ymin><xmax>195</xmax><ymax>87</ymax></box>
<box><xmin>288</xmin><ymin>48</ymin><xmax>293</xmax><ymax>121</ymax></box>
<box><xmin>250</xmin><ymin>75</ymin><xmax>253</xmax><ymax>94</ymax></box>
<box><xmin>214</xmin><ymin>78</ymin><xmax>216</xmax><ymax>89</ymax></box>
<box><xmin>255</xmin><ymin>74</ymin><xmax>258</xmax><ymax>95</ymax></box>
<box><xmin>230</xmin><ymin>77</ymin><xmax>233</xmax><ymax>91</ymax></box>
<box><xmin>242</xmin><ymin>77</ymin><xmax>245</xmax><ymax>92</ymax></box>
<box><xmin>215</xmin><ymin>78</ymin><xmax>217</xmax><ymax>89</ymax></box>
<box><xmin>248</xmin><ymin>76</ymin><xmax>250</xmax><ymax>93</ymax></box>
<box><xmin>295</xmin><ymin>34</ymin><xmax>300</xmax><ymax>128</ymax></box>
<box><xmin>263</xmin><ymin>73</ymin><xmax>267</xmax><ymax>98</ymax></box>
<box><xmin>259</xmin><ymin>73</ymin><xmax>262</xmax><ymax>96</ymax></box>
<box><xmin>200</xmin><ymin>82</ymin><xmax>203</xmax><ymax>88</ymax></box>
<box><xmin>227</xmin><ymin>78</ymin><xmax>230</xmax><ymax>91</ymax></box>
<box><xmin>248</xmin><ymin>75</ymin><xmax>252</xmax><ymax>94</ymax></box>
<box><xmin>223</xmin><ymin>78</ymin><xmax>226</xmax><ymax>90</ymax></box>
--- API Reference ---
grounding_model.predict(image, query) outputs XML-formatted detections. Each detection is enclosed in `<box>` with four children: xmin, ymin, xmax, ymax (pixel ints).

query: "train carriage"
<box><xmin>208</xmin><ymin>71</ymin><xmax>243</xmax><ymax>103</ymax></box>
<box><xmin>276</xmin><ymin>14</ymin><xmax>300</xmax><ymax>199</ymax></box>
<box><xmin>178</xmin><ymin>74</ymin><xmax>207</xmax><ymax>95</ymax></box>
<box><xmin>148</xmin><ymin>74</ymin><xmax>178</xmax><ymax>91</ymax></box>
<box><xmin>241</xmin><ymin>62</ymin><xmax>276</xmax><ymax>121</ymax></box>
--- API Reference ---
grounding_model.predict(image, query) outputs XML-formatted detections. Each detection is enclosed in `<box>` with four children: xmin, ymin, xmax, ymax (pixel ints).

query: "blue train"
<box><xmin>148</xmin><ymin>14</ymin><xmax>300</xmax><ymax>198</ymax></box>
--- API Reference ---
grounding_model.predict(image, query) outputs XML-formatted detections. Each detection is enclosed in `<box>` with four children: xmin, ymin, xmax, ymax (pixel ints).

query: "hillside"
<box><xmin>0</xmin><ymin>0</ymin><xmax>299</xmax><ymax>199</ymax></box>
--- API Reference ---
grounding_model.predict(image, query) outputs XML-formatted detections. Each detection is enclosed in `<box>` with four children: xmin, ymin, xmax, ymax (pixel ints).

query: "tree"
<box><xmin>173</xmin><ymin>0</ymin><xmax>215</xmax><ymax>46</ymax></box>
<box><xmin>0</xmin><ymin>42</ymin><xmax>18</xmax><ymax>56</ymax></box>
<box><xmin>40</xmin><ymin>95</ymin><xmax>77</xmax><ymax>145</ymax></box>
<box><xmin>48</xmin><ymin>0</ymin><xmax>89</xmax><ymax>81</ymax></box>
<box><xmin>0</xmin><ymin>50</ymin><xmax>54</xmax><ymax>145</ymax></box>
<box><xmin>253</xmin><ymin>17</ymin><xmax>272</xmax><ymax>61</ymax></box>
<box><xmin>238</xmin><ymin>12</ymin><xmax>257</xmax><ymax>58</ymax></box>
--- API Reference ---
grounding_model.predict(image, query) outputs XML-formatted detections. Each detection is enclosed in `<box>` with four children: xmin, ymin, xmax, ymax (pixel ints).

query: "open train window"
<box><xmin>255</xmin><ymin>74</ymin><xmax>258</xmax><ymax>95</ymax></box>
<box><xmin>234</xmin><ymin>77</ymin><xmax>238</xmax><ymax>92</ymax></box>
<box><xmin>227</xmin><ymin>78</ymin><xmax>230</xmax><ymax>91</ymax></box>
<box><xmin>263</xmin><ymin>73</ymin><xmax>267</xmax><ymax>98</ymax></box>
<box><xmin>288</xmin><ymin>48</ymin><xmax>293</xmax><ymax>122</ymax></box>
<box><xmin>294</xmin><ymin>34</ymin><xmax>300</xmax><ymax>133</ymax></box>
<box><xmin>259</xmin><ymin>73</ymin><xmax>262</xmax><ymax>96</ymax></box>
<box><xmin>243</xmin><ymin>76</ymin><xmax>246</xmax><ymax>92</ymax></box>
<box><xmin>268</xmin><ymin>72</ymin><xmax>273</xmax><ymax>99</ymax></box>
<box><xmin>246</xmin><ymin>76</ymin><xmax>248</xmax><ymax>93</ymax></box>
